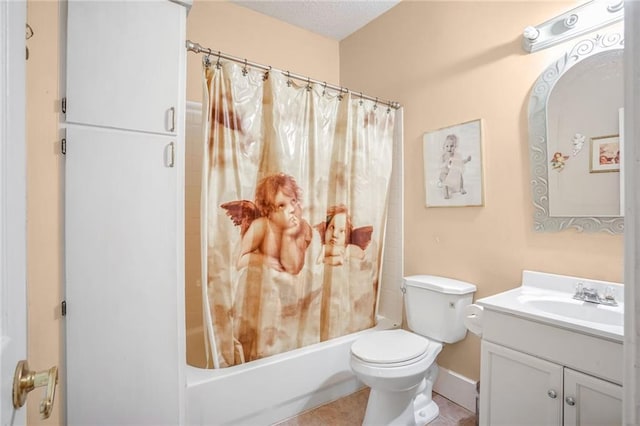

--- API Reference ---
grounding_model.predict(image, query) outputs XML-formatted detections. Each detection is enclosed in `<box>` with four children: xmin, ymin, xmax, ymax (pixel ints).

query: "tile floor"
<box><xmin>275</xmin><ymin>388</ymin><xmax>477</xmax><ymax>426</ymax></box>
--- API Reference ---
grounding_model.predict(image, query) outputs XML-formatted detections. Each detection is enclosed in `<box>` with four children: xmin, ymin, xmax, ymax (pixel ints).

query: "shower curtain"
<box><xmin>201</xmin><ymin>58</ymin><xmax>395</xmax><ymax>368</ymax></box>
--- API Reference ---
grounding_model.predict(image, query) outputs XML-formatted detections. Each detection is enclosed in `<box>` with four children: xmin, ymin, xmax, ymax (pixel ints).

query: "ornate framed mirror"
<box><xmin>527</xmin><ymin>30</ymin><xmax>624</xmax><ymax>234</ymax></box>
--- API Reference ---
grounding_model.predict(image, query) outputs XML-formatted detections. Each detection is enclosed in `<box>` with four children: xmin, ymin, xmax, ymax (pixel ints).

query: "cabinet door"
<box><xmin>480</xmin><ymin>341</ymin><xmax>563</xmax><ymax>426</ymax></box>
<box><xmin>563</xmin><ymin>368</ymin><xmax>622</xmax><ymax>426</ymax></box>
<box><xmin>66</xmin><ymin>1</ymin><xmax>183</xmax><ymax>134</ymax></box>
<box><xmin>65</xmin><ymin>126</ymin><xmax>182</xmax><ymax>424</ymax></box>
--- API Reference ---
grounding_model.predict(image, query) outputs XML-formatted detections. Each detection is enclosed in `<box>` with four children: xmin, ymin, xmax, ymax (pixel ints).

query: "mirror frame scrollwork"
<box><xmin>528</xmin><ymin>30</ymin><xmax>624</xmax><ymax>234</ymax></box>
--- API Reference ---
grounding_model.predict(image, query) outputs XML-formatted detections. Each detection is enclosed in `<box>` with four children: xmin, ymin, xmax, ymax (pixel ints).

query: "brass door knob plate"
<box><xmin>12</xmin><ymin>360</ymin><xmax>58</xmax><ymax>419</ymax></box>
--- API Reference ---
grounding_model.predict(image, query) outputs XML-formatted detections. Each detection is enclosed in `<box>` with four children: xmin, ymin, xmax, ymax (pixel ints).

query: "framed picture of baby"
<box><xmin>423</xmin><ymin>119</ymin><xmax>484</xmax><ymax>207</ymax></box>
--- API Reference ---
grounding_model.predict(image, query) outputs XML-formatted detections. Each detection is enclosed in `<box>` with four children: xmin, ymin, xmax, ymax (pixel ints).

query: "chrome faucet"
<box><xmin>573</xmin><ymin>283</ymin><xmax>618</xmax><ymax>306</ymax></box>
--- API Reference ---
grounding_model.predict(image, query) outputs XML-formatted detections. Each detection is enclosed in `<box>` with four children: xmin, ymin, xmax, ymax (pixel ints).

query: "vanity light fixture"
<box><xmin>522</xmin><ymin>0</ymin><xmax>624</xmax><ymax>53</ymax></box>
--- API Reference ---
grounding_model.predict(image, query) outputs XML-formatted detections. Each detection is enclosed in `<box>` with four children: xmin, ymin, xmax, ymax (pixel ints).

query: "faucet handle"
<box><xmin>604</xmin><ymin>286</ymin><xmax>615</xmax><ymax>301</ymax></box>
<box><xmin>574</xmin><ymin>282</ymin><xmax>584</xmax><ymax>296</ymax></box>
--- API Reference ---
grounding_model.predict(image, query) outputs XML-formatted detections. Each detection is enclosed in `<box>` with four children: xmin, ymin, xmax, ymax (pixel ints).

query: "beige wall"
<box><xmin>186</xmin><ymin>1</ymin><xmax>339</xmax><ymax>101</ymax></box>
<box><xmin>25</xmin><ymin>4</ymin><xmax>339</xmax><ymax>420</ymax></box>
<box><xmin>26</xmin><ymin>1</ymin><xmax>63</xmax><ymax>424</ymax></box>
<box><xmin>340</xmin><ymin>1</ymin><xmax>623</xmax><ymax>381</ymax></box>
<box><xmin>184</xmin><ymin>1</ymin><xmax>340</xmax><ymax>366</ymax></box>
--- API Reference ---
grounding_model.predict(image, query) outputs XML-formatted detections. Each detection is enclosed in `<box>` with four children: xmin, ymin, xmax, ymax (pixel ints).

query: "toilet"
<box><xmin>350</xmin><ymin>275</ymin><xmax>476</xmax><ymax>426</ymax></box>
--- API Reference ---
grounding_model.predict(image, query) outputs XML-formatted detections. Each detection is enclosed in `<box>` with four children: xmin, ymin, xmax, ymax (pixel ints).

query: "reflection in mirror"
<box><xmin>548</xmin><ymin>49</ymin><xmax>622</xmax><ymax>217</ymax></box>
<box><xmin>528</xmin><ymin>30</ymin><xmax>624</xmax><ymax>233</ymax></box>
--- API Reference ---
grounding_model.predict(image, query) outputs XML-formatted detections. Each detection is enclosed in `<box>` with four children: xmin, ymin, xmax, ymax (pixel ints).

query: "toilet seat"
<box><xmin>351</xmin><ymin>329</ymin><xmax>441</xmax><ymax>367</ymax></box>
<box><xmin>350</xmin><ymin>329</ymin><xmax>446</xmax><ymax>425</ymax></box>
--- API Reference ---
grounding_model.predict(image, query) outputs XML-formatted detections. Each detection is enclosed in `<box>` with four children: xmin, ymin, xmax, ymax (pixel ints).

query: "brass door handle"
<box><xmin>12</xmin><ymin>360</ymin><xmax>58</xmax><ymax>419</ymax></box>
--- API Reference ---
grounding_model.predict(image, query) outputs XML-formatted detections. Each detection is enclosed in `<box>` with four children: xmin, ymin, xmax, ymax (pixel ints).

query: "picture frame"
<box><xmin>423</xmin><ymin>119</ymin><xmax>484</xmax><ymax>207</ymax></box>
<box><xmin>618</xmin><ymin>108</ymin><xmax>624</xmax><ymax>214</ymax></box>
<box><xmin>589</xmin><ymin>134</ymin><xmax>620</xmax><ymax>173</ymax></box>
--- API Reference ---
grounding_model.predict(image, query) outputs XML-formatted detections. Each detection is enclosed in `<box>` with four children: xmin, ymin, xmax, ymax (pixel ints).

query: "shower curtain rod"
<box><xmin>186</xmin><ymin>40</ymin><xmax>401</xmax><ymax>110</ymax></box>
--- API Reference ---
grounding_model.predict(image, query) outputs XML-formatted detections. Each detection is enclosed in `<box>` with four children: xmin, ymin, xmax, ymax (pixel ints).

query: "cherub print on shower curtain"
<box><xmin>314</xmin><ymin>204</ymin><xmax>373</xmax><ymax>266</ymax></box>
<box><xmin>221</xmin><ymin>172</ymin><xmax>313</xmax><ymax>275</ymax></box>
<box><xmin>315</xmin><ymin>204</ymin><xmax>377</xmax><ymax>340</ymax></box>
<box><xmin>203</xmin><ymin>60</ymin><xmax>396</xmax><ymax>366</ymax></box>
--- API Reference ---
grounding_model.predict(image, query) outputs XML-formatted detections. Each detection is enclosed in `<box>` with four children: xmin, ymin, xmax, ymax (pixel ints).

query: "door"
<box><xmin>1</xmin><ymin>1</ymin><xmax>27</xmax><ymax>424</ymax></box>
<box><xmin>563</xmin><ymin>368</ymin><xmax>622</xmax><ymax>426</ymax></box>
<box><xmin>480</xmin><ymin>341</ymin><xmax>563</xmax><ymax>426</ymax></box>
<box><xmin>65</xmin><ymin>1</ymin><xmax>182</xmax><ymax>134</ymax></box>
<box><xmin>64</xmin><ymin>126</ymin><xmax>182</xmax><ymax>424</ymax></box>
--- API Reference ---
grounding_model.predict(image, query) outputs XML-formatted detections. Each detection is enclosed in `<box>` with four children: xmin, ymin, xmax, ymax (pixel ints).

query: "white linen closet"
<box><xmin>64</xmin><ymin>1</ymin><xmax>189</xmax><ymax>423</ymax></box>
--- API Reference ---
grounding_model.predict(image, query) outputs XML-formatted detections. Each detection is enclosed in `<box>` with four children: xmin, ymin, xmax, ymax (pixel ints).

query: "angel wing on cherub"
<box><xmin>220</xmin><ymin>173</ymin><xmax>312</xmax><ymax>275</ymax></box>
<box><xmin>220</xmin><ymin>200</ymin><xmax>259</xmax><ymax>236</ymax></box>
<box><xmin>314</xmin><ymin>204</ymin><xmax>373</xmax><ymax>266</ymax></box>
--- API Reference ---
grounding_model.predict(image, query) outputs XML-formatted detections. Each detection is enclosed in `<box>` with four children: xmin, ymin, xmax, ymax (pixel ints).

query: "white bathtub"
<box><xmin>185</xmin><ymin>316</ymin><xmax>398</xmax><ymax>425</ymax></box>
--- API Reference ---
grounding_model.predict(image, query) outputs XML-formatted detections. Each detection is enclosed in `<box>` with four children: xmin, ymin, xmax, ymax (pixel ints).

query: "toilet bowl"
<box><xmin>350</xmin><ymin>275</ymin><xmax>476</xmax><ymax>426</ymax></box>
<box><xmin>350</xmin><ymin>329</ymin><xmax>442</xmax><ymax>425</ymax></box>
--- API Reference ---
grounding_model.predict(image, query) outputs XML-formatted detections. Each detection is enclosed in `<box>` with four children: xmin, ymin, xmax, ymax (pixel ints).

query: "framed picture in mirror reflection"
<box><xmin>589</xmin><ymin>135</ymin><xmax>620</xmax><ymax>173</ymax></box>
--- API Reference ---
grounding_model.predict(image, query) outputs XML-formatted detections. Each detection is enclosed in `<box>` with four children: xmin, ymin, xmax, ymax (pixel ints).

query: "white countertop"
<box><xmin>476</xmin><ymin>270</ymin><xmax>623</xmax><ymax>342</ymax></box>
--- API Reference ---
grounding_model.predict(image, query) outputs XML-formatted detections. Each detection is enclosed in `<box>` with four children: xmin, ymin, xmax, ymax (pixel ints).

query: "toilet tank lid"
<box><xmin>404</xmin><ymin>275</ymin><xmax>476</xmax><ymax>294</ymax></box>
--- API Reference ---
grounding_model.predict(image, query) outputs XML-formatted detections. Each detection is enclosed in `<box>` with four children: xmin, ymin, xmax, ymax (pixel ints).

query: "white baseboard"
<box><xmin>433</xmin><ymin>365</ymin><xmax>478</xmax><ymax>413</ymax></box>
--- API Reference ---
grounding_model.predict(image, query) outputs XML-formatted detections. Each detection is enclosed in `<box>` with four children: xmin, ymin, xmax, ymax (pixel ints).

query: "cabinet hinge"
<box><xmin>61</xmin><ymin>300</ymin><xmax>67</xmax><ymax>317</ymax></box>
<box><xmin>61</xmin><ymin>138</ymin><xmax>66</xmax><ymax>155</ymax></box>
<box><xmin>61</xmin><ymin>97</ymin><xmax>66</xmax><ymax>114</ymax></box>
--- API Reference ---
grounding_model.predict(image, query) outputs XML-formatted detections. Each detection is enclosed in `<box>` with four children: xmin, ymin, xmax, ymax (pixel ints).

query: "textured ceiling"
<box><xmin>229</xmin><ymin>0</ymin><xmax>401</xmax><ymax>40</ymax></box>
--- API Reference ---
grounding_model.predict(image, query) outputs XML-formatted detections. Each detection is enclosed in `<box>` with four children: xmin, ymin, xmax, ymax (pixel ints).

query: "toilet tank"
<box><xmin>403</xmin><ymin>275</ymin><xmax>476</xmax><ymax>343</ymax></box>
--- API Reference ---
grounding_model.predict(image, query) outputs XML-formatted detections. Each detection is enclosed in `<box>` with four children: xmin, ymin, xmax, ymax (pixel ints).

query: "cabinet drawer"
<box><xmin>482</xmin><ymin>310</ymin><xmax>622</xmax><ymax>385</ymax></box>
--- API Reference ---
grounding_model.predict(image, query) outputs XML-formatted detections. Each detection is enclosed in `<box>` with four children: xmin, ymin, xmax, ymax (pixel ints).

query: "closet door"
<box><xmin>65</xmin><ymin>126</ymin><xmax>181</xmax><ymax>425</ymax></box>
<box><xmin>66</xmin><ymin>1</ymin><xmax>183</xmax><ymax>134</ymax></box>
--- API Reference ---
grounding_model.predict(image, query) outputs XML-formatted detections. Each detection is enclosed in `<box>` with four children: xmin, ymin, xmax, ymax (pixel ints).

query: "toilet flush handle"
<box><xmin>547</xmin><ymin>389</ymin><xmax>557</xmax><ymax>399</ymax></box>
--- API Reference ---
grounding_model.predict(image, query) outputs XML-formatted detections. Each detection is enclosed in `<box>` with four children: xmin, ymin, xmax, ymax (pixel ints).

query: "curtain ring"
<box><xmin>286</xmin><ymin>71</ymin><xmax>292</xmax><ymax>87</ymax></box>
<box><xmin>322</xmin><ymin>82</ymin><xmax>327</xmax><ymax>96</ymax></box>
<box><xmin>215</xmin><ymin>51</ymin><xmax>222</xmax><ymax>69</ymax></box>
<box><xmin>359</xmin><ymin>91</ymin><xmax>364</xmax><ymax>106</ymax></box>
<box><xmin>263</xmin><ymin>65</ymin><xmax>271</xmax><ymax>81</ymax></box>
<box><xmin>338</xmin><ymin>87</ymin><xmax>345</xmax><ymax>101</ymax></box>
<box><xmin>373</xmin><ymin>97</ymin><xmax>378</xmax><ymax>110</ymax></box>
<box><xmin>242</xmin><ymin>58</ymin><xmax>248</xmax><ymax>76</ymax></box>
<box><xmin>306</xmin><ymin>77</ymin><xmax>312</xmax><ymax>92</ymax></box>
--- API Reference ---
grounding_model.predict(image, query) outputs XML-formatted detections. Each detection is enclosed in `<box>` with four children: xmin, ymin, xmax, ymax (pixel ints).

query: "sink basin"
<box><xmin>476</xmin><ymin>270</ymin><xmax>624</xmax><ymax>341</ymax></box>
<box><xmin>517</xmin><ymin>295</ymin><xmax>623</xmax><ymax>327</ymax></box>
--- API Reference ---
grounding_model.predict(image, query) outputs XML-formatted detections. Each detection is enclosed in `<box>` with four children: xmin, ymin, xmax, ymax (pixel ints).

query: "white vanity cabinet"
<box><xmin>66</xmin><ymin>0</ymin><xmax>185</xmax><ymax>134</ymax></box>
<box><xmin>473</xmin><ymin>272</ymin><xmax>624</xmax><ymax>426</ymax></box>
<box><xmin>481</xmin><ymin>340</ymin><xmax>622</xmax><ymax>426</ymax></box>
